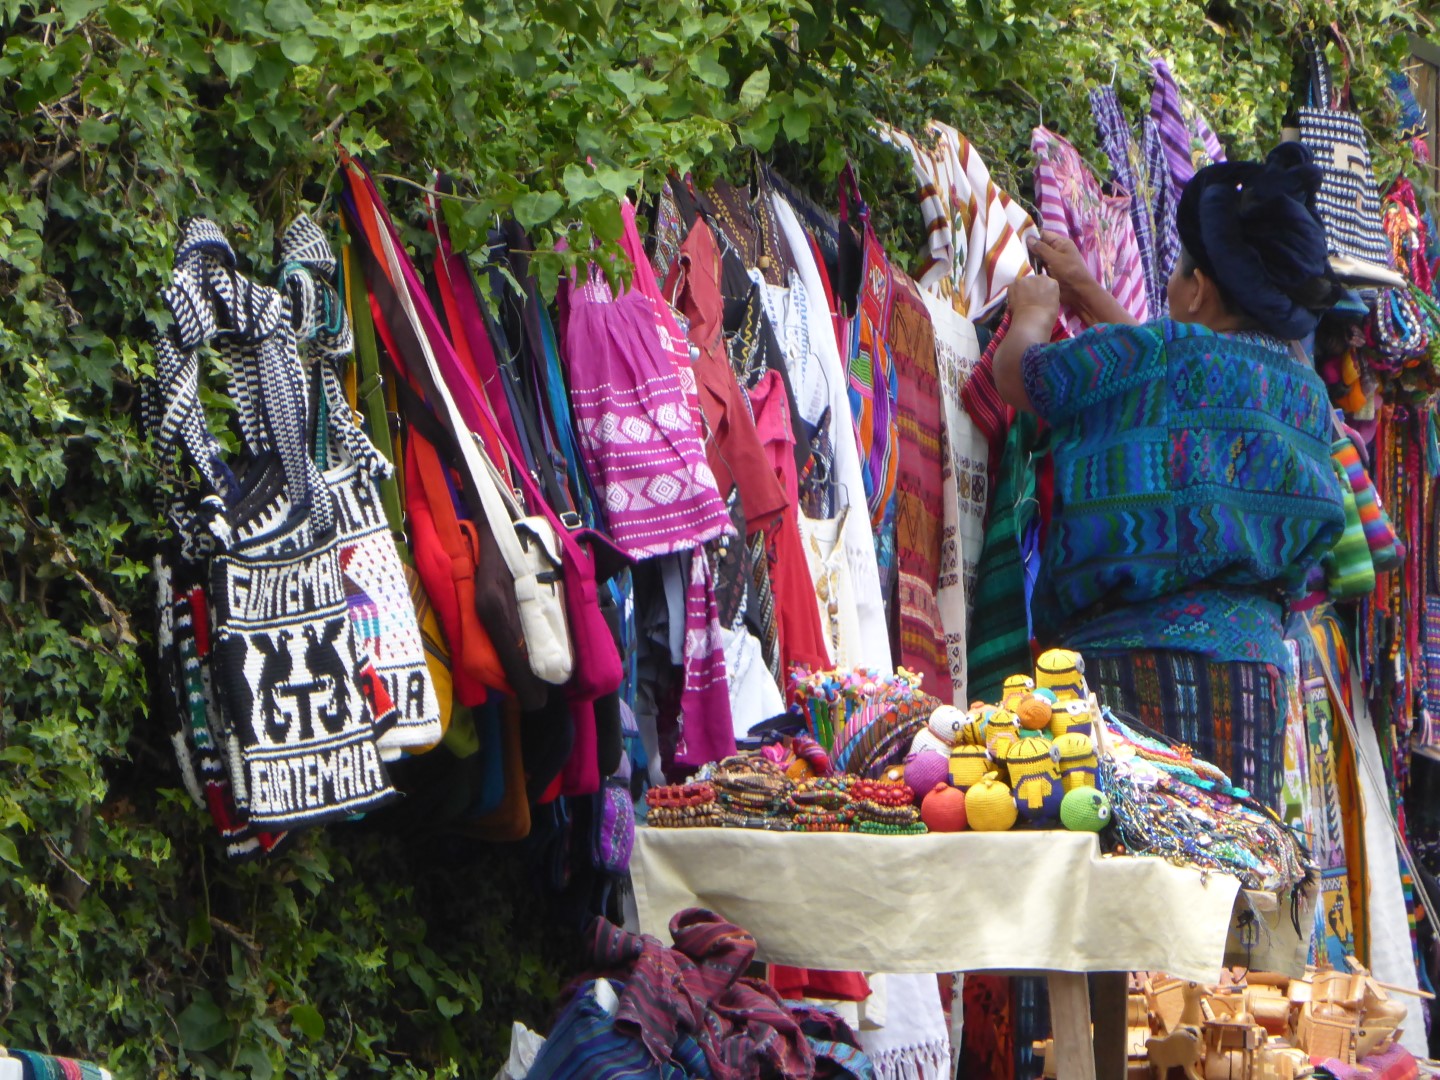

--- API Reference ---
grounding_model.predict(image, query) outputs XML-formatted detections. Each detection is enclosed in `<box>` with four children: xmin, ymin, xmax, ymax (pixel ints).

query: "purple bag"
<box><xmin>591</xmin><ymin>776</ymin><xmax>635</xmax><ymax>874</ymax></box>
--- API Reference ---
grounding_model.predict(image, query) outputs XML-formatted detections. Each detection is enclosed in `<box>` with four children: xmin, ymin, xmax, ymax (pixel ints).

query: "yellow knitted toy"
<box><xmin>1050</xmin><ymin>698</ymin><xmax>1096</xmax><ymax>739</ymax></box>
<box><xmin>984</xmin><ymin>708</ymin><xmax>1019</xmax><ymax>760</ymax></box>
<box><xmin>1001</xmin><ymin>673</ymin><xmax>1036</xmax><ymax>710</ymax></box>
<box><xmin>948</xmin><ymin>743</ymin><xmax>992</xmax><ymax>791</ymax></box>
<box><xmin>965</xmin><ymin>772</ymin><xmax>1018</xmax><ymax>831</ymax></box>
<box><xmin>1034</xmin><ymin>648</ymin><xmax>1086</xmax><ymax>703</ymax></box>
<box><xmin>1004</xmin><ymin>736</ymin><xmax>1063</xmax><ymax>821</ymax></box>
<box><xmin>1052</xmin><ymin>732</ymin><xmax>1098</xmax><ymax>793</ymax></box>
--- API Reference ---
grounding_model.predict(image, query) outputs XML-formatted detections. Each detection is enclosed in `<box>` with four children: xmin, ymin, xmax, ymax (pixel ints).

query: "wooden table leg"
<box><xmin>1048</xmin><ymin>972</ymin><xmax>1097</xmax><ymax>1080</ymax></box>
<box><xmin>1090</xmin><ymin>971</ymin><xmax>1128</xmax><ymax>1079</ymax></box>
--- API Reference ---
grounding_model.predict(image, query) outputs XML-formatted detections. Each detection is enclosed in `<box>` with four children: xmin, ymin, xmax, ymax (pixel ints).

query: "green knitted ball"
<box><xmin>1060</xmin><ymin>786</ymin><xmax>1111</xmax><ymax>832</ymax></box>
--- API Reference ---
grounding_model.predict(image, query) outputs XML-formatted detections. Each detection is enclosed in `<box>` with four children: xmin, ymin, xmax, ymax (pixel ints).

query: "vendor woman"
<box><xmin>994</xmin><ymin>144</ymin><xmax>1346</xmax><ymax>810</ymax></box>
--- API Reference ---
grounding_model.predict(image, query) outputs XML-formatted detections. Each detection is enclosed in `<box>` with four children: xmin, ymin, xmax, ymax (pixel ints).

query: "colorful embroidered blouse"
<box><xmin>1023</xmin><ymin>319</ymin><xmax>1345</xmax><ymax>670</ymax></box>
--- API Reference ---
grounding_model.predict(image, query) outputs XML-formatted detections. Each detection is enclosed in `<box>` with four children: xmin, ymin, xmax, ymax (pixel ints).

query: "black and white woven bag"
<box><xmin>159</xmin><ymin>218</ymin><xmax>397</xmax><ymax>831</ymax></box>
<box><xmin>1298</xmin><ymin>32</ymin><xmax>1392</xmax><ymax>269</ymax></box>
<box><xmin>278</xmin><ymin>215</ymin><xmax>442</xmax><ymax>760</ymax></box>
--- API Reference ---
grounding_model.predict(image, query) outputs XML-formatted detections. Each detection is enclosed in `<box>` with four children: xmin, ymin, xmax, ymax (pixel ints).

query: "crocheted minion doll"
<box><xmin>1001</xmin><ymin>673</ymin><xmax>1036</xmax><ymax>710</ymax></box>
<box><xmin>1005</xmin><ymin>736</ymin><xmax>1063</xmax><ymax>822</ymax></box>
<box><xmin>1051</xmin><ymin>698</ymin><xmax>1096</xmax><ymax>740</ymax></box>
<box><xmin>1053</xmin><ymin>732</ymin><xmax>1098</xmax><ymax>793</ymax></box>
<box><xmin>949</xmin><ymin>742</ymin><xmax>992</xmax><ymax>791</ymax></box>
<box><xmin>1035</xmin><ymin>648</ymin><xmax>1087</xmax><ymax>703</ymax></box>
<box><xmin>984</xmin><ymin>708</ymin><xmax>1020</xmax><ymax>761</ymax></box>
<box><xmin>965</xmin><ymin>772</ymin><xmax>1018</xmax><ymax>831</ymax></box>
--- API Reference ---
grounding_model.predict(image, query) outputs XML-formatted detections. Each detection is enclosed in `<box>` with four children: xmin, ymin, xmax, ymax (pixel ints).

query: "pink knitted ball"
<box><xmin>904</xmin><ymin>749</ymin><xmax>951</xmax><ymax>803</ymax></box>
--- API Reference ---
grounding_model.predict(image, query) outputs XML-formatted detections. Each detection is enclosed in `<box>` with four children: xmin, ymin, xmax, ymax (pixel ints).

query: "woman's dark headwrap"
<box><xmin>1176</xmin><ymin>143</ymin><xmax>1341</xmax><ymax>339</ymax></box>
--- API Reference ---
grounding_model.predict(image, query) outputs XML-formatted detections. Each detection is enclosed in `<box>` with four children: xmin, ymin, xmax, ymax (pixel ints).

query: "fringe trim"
<box><xmin>866</xmin><ymin>1038</ymin><xmax>952</xmax><ymax>1080</ymax></box>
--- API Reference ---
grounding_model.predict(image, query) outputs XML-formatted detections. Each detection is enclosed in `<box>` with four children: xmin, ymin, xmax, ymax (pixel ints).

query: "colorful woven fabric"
<box><xmin>1023</xmin><ymin>319</ymin><xmax>1345</xmax><ymax>671</ymax></box>
<box><xmin>563</xmin><ymin>214</ymin><xmax>732</xmax><ymax>560</ymax></box>
<box><xmin>881</xmin><ymin>121</ymin><xmax>1040</xmax><ymax>319</ymax></box>
<box><xmin>1090</xmin><ymin>650</ymin><xmax>1285</xmax><ymax>810</ymax></box>
<box><xmin>1091</xmin><ymin>85</ymin><xmax>1168</xmax><ymax>318</ymax></box>
<box><xmin>888</xmin><ymin>275</ymin><xmax>950</xmax><ymax>700</ymax></box>
<box><xmin>1149</xmin><ymin>55</ymin><xmax>1226</xmax><ymax>193</ymax></box>
<box><xmin>1032</xmin><ymin>125</ymin><xmax>1150</xmax><ymax>334</ymax></box>
<box><xmin>1316</xmin><ymin>1042</ymin><xmax>1419</xmax><ymax>1079</ymax></box>
<box><xmin>964</xmin><ymin>414</ymin><xmax>1040</xmax><ymax>705</ymax></box>
<box><xmin>588</xmin><ymin>909</ymin><xmax>816</xmax><ymax>1080</ymax></box>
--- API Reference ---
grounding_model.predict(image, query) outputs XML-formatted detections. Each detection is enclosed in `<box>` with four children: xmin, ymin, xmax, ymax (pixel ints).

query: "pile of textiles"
<box><xmin>524</xmin><ymin>908</ymin><xmax>875</xmax><ymax>1079</ymax></box>
<box><xmin>0</xmin><ymin>1050</ymin><xmax>113</xmax><ymax>1080</ymax></box>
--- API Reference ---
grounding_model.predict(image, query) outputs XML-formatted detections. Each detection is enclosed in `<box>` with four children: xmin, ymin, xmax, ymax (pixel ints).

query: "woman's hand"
<box><xmin>1027</xmin><ymin>231</ymin><xmax>1097</xmax><ymax>303</ymax></box>
<box><xmin>1025</xmin><ymin>230</ymin><xmax>1139</xmax><ymax>328</ymax></box>
<box><xmin>1008</xmin><ymin>273</ymin><xmax>1061</xmax><ymax>328</ymax></box>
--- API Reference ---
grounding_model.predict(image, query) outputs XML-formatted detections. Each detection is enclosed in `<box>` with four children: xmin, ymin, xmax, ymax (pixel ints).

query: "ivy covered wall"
<box><xmin>0</xmin><ymin>0</ymin><xmax>1434</xmax><ymax>1075</ymax></box>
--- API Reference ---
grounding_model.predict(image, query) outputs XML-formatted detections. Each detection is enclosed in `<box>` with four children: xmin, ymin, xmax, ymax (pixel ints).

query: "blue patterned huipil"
<box><xmin>1023</xmin><ymin>319</ymin><xmax>1344</xmax><ymax>671</ymax></box>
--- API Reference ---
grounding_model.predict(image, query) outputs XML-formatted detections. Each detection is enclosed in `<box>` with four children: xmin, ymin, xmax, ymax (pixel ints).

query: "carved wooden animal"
<box><xmin>1147</xmin><ymin>1027</ymin><xmax>1203</xmax><ymax>1080</ymax></box>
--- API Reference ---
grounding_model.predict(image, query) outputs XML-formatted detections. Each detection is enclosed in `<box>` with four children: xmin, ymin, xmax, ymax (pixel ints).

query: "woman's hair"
<box><xmin>1175</xmin><ymin>143</ymin><xmax>1341</xmax><ymax>339</ymax></box>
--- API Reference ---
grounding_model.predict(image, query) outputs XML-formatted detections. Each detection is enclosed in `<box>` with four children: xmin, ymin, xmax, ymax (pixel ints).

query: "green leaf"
<box><xmin>288</xmin><ymin>1003</ymin><xmax>324</xmax><ymax>1040</ymax></box>
<box><xmin>279</xmin><ymin>32</ymin><xmax>317</xmax><ymax>65</ymax></box>
<box><xmin>512</xmin><ymin>190</ymin><xmax>564</xmax><ymax>228</ymax></box>
<box><xmin>781</xmin><ymin>104</ymin><xmax>811</xmax><ymax>142</ymax></box>
<box><xmin>974</xmin><ymin>22</ymin><xmax>997</xmax><ymax>51</ymax></box>
<box><xmin>435</xmin><ymin>995</ymin><xmax>463</xmax><ymax>1019</ymax></box>
<box><xmin>593</xmin><ymin>165</ymin><xmax>642</xmax><ymax>198</ymax></box>
<box><xmin>214</xmin><ymin>41</ymin><xmax>257</xmax><ymax>80</ymax></box>
<box><xmin>185</xmin><ymin>912</ymin><xmax>213</xmax><ymax>950</ymax></box>
<box><xmin>77</xmin><ymin>116</ymin><xmax>118</xmax><ymax>144</ymax></box>
<box><xmin>562</xmin><ymin>162</ymin><xmax>604</xmax><ymax>201</ymax></box>
<box><xmin>178</xmin><ymin>997</ymin><xmax>231</xmax><ymax>1052</ymax></box>
<box><xmin>60</xmin><ymin>0</ymin><xmax>102</xmax><ymax>29</ymax></box>
<box><xmin>264</xmin><ymin>0</ymin><xmax>311</xmax><ymax>32</ymax></box>
<box><xmin>737</xmin><ymin>67</ymin><xmax>770</xmax><ymax>111</ymax></box>
<box><xmin>0</xmin><ymin>834</ymin><xmax>17</xmax><ymax>867</ymax></box>
<box><xmin>691</xmin><ymin>47</ymin><xmax>728</xmax><ymax>88</ymax></box>
<box><xmin>585</xmin><ymin>198</ymin><xmax>624</xmax><ymax>242</ymax></box>
<box><xmin>0</xmin><ymin>746</ymin><xmax>35</xmax><ymax>765</ymax></box>
<box><xmin>234</xmin><ymin>1044</ymin><xmax>275</xmax><ymax>1080</ymax></box>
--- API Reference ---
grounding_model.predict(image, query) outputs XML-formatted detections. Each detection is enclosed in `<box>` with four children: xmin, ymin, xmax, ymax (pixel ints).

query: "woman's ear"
<box><xmin>1190</xmin><ymin>268</ymin><xmax>1219</xmax><ymax>315</ymax></box>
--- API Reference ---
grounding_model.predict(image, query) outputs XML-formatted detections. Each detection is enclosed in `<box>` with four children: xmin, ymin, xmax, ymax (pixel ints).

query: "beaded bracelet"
<box><xmin>793</xmin><ymin>820</ymin><xmax>854</xmax><ymax>833</ymax></box>
<box><xmin>791</xmin><ymin>807</ymin><xmax>857</xmax><ymax>827</ymax></box>
<box><xmin>645</xmin><ymin>782</ymin><xmax>716</xmax><ymax>809</ymax></box>
<box><xmin>852</xmin><ymin>800</ymin><xmax>920</xmax><ymax>825</ymax></box>
<box><xmin>647</xmin><ymin>803</ymin><xmax>723</xmax><ymax>828</ymax></box>
<box><xmin>856</xmin><ymin>820</ymin><xmax>928</xmax><ymax>836</ymax></box>
<box><xmin>849</xmin><ymin>779</ymin><xmax>914</xmax><ymax>807</ymax></box>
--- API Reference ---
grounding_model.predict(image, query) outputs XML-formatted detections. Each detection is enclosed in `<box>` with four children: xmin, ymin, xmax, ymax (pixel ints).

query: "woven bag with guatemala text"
<box><xmin>160</xmin><ymin>218</ymin><xmax>398</xmax><ymax>831</ymax></box>
<box><xmin>278</xmin><ymin>215</ymin><xmax>443</xmax><ymax>761</ymax></box>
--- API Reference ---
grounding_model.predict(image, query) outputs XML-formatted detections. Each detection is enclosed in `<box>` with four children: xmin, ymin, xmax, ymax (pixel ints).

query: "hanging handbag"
<box><xmin>1299</xmin><ymin>29</ymin><xmax>1392</xmax><ymax>270</ymax></box>
<box><xmin>279</xmin><ymin>215</ymin><xmax>443</xmax><ymax>761</ymax></box>
<box><xmin>354</xmin><ymin>166</ymin><xmax>575</xmax><ymax>689</ymax></box>
<box><xmin>341</xmin><ymin>177</ymin><xmax>555</xmax><ymax>709</ymax></box>
<box><xmin>428</xmin><ymin>203</ymin><xmax>628</xmax><ymax>705</ymax></box>
<box><xmin>159</xmin><ymin>218</ymin><xmax>397</xmax><ymax>831</ymax></box>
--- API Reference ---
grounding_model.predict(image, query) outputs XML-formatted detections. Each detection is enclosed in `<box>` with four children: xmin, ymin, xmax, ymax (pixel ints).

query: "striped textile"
<box><xmin>1142</xmin><ymin>114</ymin><xmax>1183</xmax><ymax>282</ymax></box>
<box><xmin>1090</xmin><ymin>651</ymin><xmax>1285</xmax><ymax>810</ymax></box>
<box><xmin>879</xmin><ymin>121</ymin><xmax>1040</xmax><ymax>319</ymax></box>
<box><xmin>588</xmin><ymin>910</ymin><xmax>816</xmax><ymax>1079</ymax></box>
<box><xmin>1149</xmin><ymin>56</ymin><xmax>1226</xmax><ymax>194</ymax></box>
<box><xmin>964</xmin><ymin>413</ymin><xmax>1040</xmax><ymax>706</ymax></box>
<box><xmin>1032</xmin><ymin>126</ymin><xmax>1149</xmax><ymax>335</ymax></box>
<box><xmin>526</xmin><ymin>979</ymin><xmax>708</xmax><ymax>1079</ymax></box>
<box><xmin>1090</xmin><ymin>86</ymin><xmax>1168</xmax><ymax>318</ymax></box>
<box><xmin>889</xmin><ymin>275</ymin><xmax>950</xmax><ymax>701</ymax></box>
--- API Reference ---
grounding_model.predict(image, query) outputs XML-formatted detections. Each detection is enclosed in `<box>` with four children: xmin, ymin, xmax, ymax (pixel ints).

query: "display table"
<box><xmin>632</xmin><ymin>827</ymin><xmax>1243</xmax><ymax>1080</ymax></box>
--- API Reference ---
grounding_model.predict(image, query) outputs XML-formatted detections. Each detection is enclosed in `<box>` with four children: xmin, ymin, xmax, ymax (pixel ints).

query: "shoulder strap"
<box><xmin>343</xmin><ymin>243</ymin><xmax>406</xmax><ymax>532</ymax></box>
